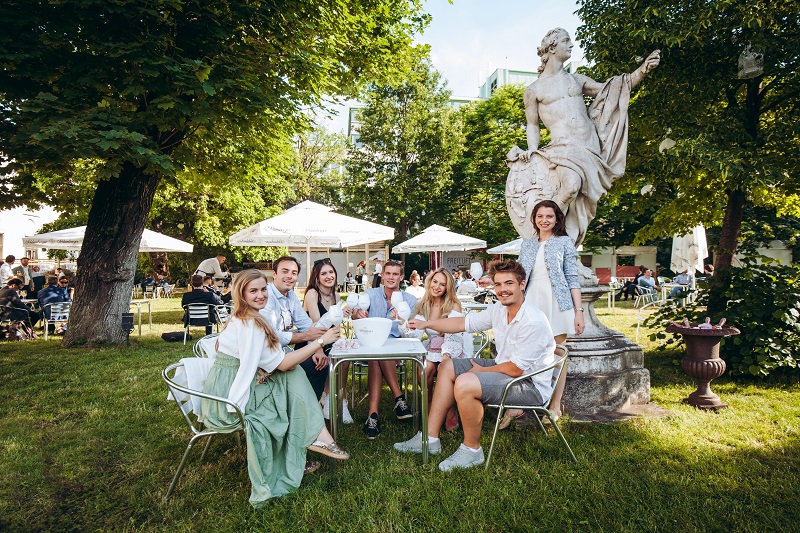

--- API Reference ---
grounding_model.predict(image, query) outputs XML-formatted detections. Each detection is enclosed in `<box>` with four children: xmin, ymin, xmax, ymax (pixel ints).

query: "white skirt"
<box><xmin>525</xmin><ymin>243</ymin><xmax>575</xmax><ymax>336</ymax></box>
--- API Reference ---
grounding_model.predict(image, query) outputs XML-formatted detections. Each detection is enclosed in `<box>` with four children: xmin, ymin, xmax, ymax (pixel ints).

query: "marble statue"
<box><xmin>506</xmin><ymin>28</ymin><xmax>660</xmax><ymax>245</ymax></box>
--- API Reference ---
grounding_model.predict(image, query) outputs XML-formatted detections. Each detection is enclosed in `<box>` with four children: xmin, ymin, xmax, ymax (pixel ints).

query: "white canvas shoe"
<box><xmin>438</xmin><ymin>444</ymin><xmax>484</xmax><ymax>472</ymax></box>
<box><xmin>342</xmin><ymin>399</ymin><xmax>354</xmax><ymax>425</ymax></box>
<box><xmin>320</xmin><ymin>391</ymin><xmax>330</xmax><ymax>420</ymax></box>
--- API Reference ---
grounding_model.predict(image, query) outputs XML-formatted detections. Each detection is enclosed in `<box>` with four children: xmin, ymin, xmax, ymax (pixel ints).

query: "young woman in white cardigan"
<box><xmin>201</xmin><ymin>269</ymin><xmax>348</xmax><ymax>508</ymax></box>
<box><xmin>503</xmin><ymin>200</ymin><xmax>585</xmax><ymax>427</ymax></box>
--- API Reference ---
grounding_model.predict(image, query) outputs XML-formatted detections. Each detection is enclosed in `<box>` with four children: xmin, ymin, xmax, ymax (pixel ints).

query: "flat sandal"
<box><xmin>308</xmin><ymin>440</ymin><xmax>350</xmax><ymax>460</ymax></box>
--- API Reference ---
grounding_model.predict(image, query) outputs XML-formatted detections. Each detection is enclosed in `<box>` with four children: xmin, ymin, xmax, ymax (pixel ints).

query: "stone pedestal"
<box><xmin>563</xmin><ymin>285</ymin><xmax>651</xmax><ymax>418</ymax></box>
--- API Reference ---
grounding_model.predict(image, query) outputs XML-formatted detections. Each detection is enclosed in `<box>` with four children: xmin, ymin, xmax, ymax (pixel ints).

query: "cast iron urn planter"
<box><xmin>665</xmin><ymin>321</ymin><xmax>740</xmax><ymax>410</ymax></box>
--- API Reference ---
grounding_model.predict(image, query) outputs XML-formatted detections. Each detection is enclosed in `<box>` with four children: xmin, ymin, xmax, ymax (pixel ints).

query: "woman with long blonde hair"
<box><xmin>201</xmin><ymin>269</ymin><xmax>348</xmax><ymax>508</ymax></box>
<box><xmin>394</xmin><ymin>267</ymin><xmax>472</xmax><ymax>430</ymax></box>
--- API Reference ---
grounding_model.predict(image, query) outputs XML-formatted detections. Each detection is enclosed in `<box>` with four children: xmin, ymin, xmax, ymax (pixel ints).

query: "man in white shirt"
<box><xmin>259</xmin><ymin>256</ymin><xmax>330</xmax><ymax>399</ymax></box>
<box><xmin>0</xmin><ymin>255</ymin><xmax>15</xmax><ymax>286</ymax></box>
<box><xmin>394</xmin><ymin>259</ymin><xmax>555</xmax><ymax>471</ymax></box>
<box><xmin>194</xmin><ymin>255</ymin><xmax>227</xmax><ymax>281</ymax></box>
<box><xmin>12</xmin><ymin>257</ymin><xmax>33</xmax><ymax>296</ymax></box>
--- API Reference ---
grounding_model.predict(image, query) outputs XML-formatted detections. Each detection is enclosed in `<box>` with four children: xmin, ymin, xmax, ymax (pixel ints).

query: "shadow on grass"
<box><xmin>1</xmin><ymin>337</ymin><xmax>799</xmax><ymax>531</ymax></box>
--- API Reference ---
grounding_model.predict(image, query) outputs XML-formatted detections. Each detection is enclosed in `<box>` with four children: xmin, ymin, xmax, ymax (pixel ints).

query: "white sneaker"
<box><xmin>438</xmin><ymin>444</ymin><xmax>484</xmax><ymax>472</ymax></box>
<box><xmin>320</xmin><ymin>392</ymin><xmax>330</xmax><ymax>420</ymax></box>
<box><xmin>342</xmin><ymin>399</ymin><xmax>354</xmax><ymax>425</ymax></box>
<box><xmin>393</xmin><ymin>431</ymin><xmax>442</xmax><ymax>454</ymax></box>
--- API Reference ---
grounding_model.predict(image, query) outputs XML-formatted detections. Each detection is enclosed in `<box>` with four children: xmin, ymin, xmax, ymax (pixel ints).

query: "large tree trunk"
<box><xmin>64</xmin><ymin>163</ymin><xmax>161</xmax><ymax>345</ymax></box>
<box><xmin>707</xmin><ymin>187</ymin><xmax>746</xmax><ymax>317</ymax></box>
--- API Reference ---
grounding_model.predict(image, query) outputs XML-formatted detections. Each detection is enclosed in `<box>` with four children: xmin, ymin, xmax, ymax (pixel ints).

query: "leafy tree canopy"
<box><xmin>577</xmin><ymin>0</ymin><xmax>800</xmax><ymax>243</ymax></box>
<box><xmin>342</xmin><ymin>49</ymin><xmax>463</xmax><ymax>242</ymax></box>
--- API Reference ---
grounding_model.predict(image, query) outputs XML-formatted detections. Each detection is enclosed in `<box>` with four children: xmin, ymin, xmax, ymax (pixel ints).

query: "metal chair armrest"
<box><xmin>494</xmin><ymin>347</ymin><xmax>569</xmax><ymax>407</ymax></box>
<box><xmin>162</xmin><ymin>363</ymin><xmax>246</xmax><ymax>430</ymax></box>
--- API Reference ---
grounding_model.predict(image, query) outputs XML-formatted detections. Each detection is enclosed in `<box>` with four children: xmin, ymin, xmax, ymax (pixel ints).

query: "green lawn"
<box><xmin>1</xmin><ymin>297</ymin><xmax>798</xmax><ymax>532</ymax></box>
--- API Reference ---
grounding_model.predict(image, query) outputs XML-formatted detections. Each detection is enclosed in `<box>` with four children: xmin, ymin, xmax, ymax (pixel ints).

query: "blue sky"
<box><xmin>318</xmin><ymin>0</ymin><xmax>583</xmax><ymax>132</ymax></box>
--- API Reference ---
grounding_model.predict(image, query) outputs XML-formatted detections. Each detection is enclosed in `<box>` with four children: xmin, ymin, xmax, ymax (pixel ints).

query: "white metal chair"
<box><xmin>634</xmin><ymin>286</ymin><xmax>656</xmax><ymax>308</ymax></box>
<box><xmin>472</xmin><ymin>330</ymin><xmax>490</xmax><ymax>358</ymax></box>
<box><xmin>214</xmin><ymin>305</ymin><xmax>230</xmax><ymax>331</ymax></box>
<box><xmin>143</xmin><ymin>285</ymin><xmax>156</xmax><ymax>299</ymax></box>
<box><xmin>193</xmin><ymin>333</ymin><xmax>219</xmax><ymax>358</ymax></box>
<box><xmin>162</xmin><ymin>361</ymin><xmax>245</xmax><ymax>501</ymax></box>
<box><xmin>484</xmin><ymin>345</ymin><xmax>577</xmax><ymax>469</ymax></box>
<box><xmin>183</xmin><ymin>304</ymin><xmax>213</xmax><ymax>344</ymax></box>
<box><xmin>42</xmin><ymin>302</ymin><xmax>71</xmax><ymax>340</ymax></box>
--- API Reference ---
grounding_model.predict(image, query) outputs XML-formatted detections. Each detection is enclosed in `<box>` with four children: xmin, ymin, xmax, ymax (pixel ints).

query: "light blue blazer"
<box><xmin>518</xmin><ymin>235</ymin><xmax>580</xmax><ymax>312</ymax></box>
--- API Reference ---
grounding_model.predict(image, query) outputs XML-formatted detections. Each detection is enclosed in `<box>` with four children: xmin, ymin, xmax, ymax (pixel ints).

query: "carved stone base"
<box><xmin>563</xmin><ymin>286</ymin><xmax>652</xmax><ymax>417</ymax></box>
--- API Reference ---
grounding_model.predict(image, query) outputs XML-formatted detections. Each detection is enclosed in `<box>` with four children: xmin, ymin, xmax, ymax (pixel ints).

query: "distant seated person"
<box><xmin>195</xmin><ymin>254</ymin><xmax>228</xmax><ymax>283</ymax></box>
<box><xmin>140</xmin><ymin>276</ymin><xmax>156</xmax><ymax>295</ymax></box>
<box><xmin>704</xmin><ymin>264</ymin><xmax>715</xmax><ymax>277</ymax></box>
<box><xmin>669</xmin><ymin>269</ymin><xmax>693</xmax><ymax>298</ymax></box>
<box><xmin>38</xmin><ymin>276</ymin><xmax>72</xmax><ymax>333</ymax></box>
<box><xmin>203</xmin><ymin>275</ymin><xmax>232</xmax><ymax>304</ymax></box>
<box><xmin>38</xmin><ymin>276</ymin><xmax>72</xmax><ymax>316</ymax></box>
<box><xmin>616</xmin><ymin>265</ymin><xmax>646</xmax><ymax>301</ymax></box>
<box><xmin>154</xmin><ymin>274</ymin><xmax>171</xmax><ymax>297</ymax></box>
<box><xmin>637</xmin><ymin>268</ymin><xmax>659</xmax><ymax>294</ymax></box>
<box><xmin>182</xmin><ymin>274</ymin><xmax>223</xmax><ymax>334</ymax></box>
<box><xmin>456</xmin><ymin>271</ymin><xmax>478</xmax><ymax>294</ymax></box>
<box><xmin>0</xmin><ymin>277</ymin><xmax>42</xmax><ymax>327</ymax></box>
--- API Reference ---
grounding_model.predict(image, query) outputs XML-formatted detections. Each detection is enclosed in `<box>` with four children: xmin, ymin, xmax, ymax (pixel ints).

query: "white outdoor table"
<box><xmin>328</xmin><ymin>337</ymin><xmax>430</xmax><ymax>462</ymax></box>
<box><xmin>129</xmin><ymin>299</ymin><xmax>152</xmax><ymax>336</ymax></box>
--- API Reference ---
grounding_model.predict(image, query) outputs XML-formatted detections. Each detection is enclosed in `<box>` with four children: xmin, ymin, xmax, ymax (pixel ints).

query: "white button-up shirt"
<box><xmin>464</xmin><ymin>301</ymin><xmax>556</xmax><ymax>401</ymax></box>
<box><xmin>259</xmin><ymin>283</ymin><xmax>312</xmax><ymax>347</ymax></box>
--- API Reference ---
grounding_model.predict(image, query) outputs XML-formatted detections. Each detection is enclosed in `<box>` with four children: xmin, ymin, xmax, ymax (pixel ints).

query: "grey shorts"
<box><xmin>451</xmin><ymin>358</ymin><xmax>544</xmax><ymax>406</ymax></box>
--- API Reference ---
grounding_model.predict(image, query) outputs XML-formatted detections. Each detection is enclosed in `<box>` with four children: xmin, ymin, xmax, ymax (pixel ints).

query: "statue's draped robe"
<box><xmin>506</xmin><ymin>74</ymin><xmax>631</xmax><ymax>245</ymax></box>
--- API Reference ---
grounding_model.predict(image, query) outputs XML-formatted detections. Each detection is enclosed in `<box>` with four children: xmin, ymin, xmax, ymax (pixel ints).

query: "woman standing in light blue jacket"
<box><xmin>502</xmin><ymin>200</ymin><xmax>584</xmax><ymax>427</ymax></box>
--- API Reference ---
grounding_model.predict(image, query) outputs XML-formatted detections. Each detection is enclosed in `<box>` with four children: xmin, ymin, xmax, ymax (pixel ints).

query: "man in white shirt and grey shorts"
<box><xmin>393</xmin><ymin>259</ymin><xmax>555</xmax><ymax>471</ymax></box>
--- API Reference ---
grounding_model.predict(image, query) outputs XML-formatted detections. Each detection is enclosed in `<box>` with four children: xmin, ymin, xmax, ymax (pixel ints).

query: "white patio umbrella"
<box><xmin>671</xmin><ymin>225</ymin><xmax>708</xmax><ymax>274</ymax></box>
<box><xmin>392</xmin><ymin>225</ymin><xmax>486</xmax><ymax>254</ymax></box>
<box><xmin>22</xmin><ymin>226</ymin><xmax>193</xmax><ymax>253</ymax></box>
<box><xmin>228</xmin><ymin>201</ymin><xmax>394</xmax><ymax>280</ymax></box>
<box><xmin>486</xmin><ymin>238</ymin><xmax>523</xmax><ymax>256</ymax></box>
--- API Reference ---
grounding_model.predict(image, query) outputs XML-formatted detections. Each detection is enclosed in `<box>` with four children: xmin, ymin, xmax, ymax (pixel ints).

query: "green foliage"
<box><xmin>0</xmin><ymin>0</ymin><xmax>429</xmax><ymax>203</ymax></box>
<box><xmin>449</xmin><ymin>84</ymin><xmax>526</xmax><ymax>247</ymax></box>
<box><xmin>577</xmin><ymin>0</ymin><xmax>800</xmax><ymax>243</ymax></box>
<box><xmin>645</xmin><ymin>258</ymin><xmax>800</xmax><ymax>377</ymax></box>
<box><xmin>288</xmin><ymin>126</ymin><xmax>349</xmax><ymax>204</ymax></box>
<box><xmin>342</xmin><ymin>51</ymin><xmax>463</xmax><ymax>241</ymax></box>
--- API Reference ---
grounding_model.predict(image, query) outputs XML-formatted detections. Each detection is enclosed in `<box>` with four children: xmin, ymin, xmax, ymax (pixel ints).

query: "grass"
<box><xmin>1</xmin><ymin>296</ymin><xmax>798</xmax><ymax>531</ymax></box>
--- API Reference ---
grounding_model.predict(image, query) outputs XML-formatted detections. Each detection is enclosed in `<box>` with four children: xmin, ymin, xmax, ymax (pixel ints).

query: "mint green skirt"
<box><xmin>201</xmin><ymin>352</ymin><xmax>324</xmax><ymax>508</ymax></box>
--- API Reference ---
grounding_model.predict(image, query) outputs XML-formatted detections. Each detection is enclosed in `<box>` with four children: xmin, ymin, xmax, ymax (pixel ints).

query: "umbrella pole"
<box><xmin>306</xmin><ymin>241</ymin><xmax>311</xmax><ymax>286</ymax></box>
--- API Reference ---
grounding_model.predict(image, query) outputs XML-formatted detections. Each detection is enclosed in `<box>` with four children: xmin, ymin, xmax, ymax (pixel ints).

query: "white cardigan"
<box><xmin>217</xmin><ymin>317</ymin><xmax>284</xmax><ymax>412</ymax></box>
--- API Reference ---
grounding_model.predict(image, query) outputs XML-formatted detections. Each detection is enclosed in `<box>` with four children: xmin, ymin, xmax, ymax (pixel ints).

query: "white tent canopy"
<box><xmin>486</xmin><ymin>238</ymin><xmax>523</xmax><ymax>256</ymax></box>
<box><xmin>22</xmin><ymin>226</ymin><xmax>193</xmax><ymax>253</ymax></box>
<box><xmin>228</xmin><ymin>201</ymin><xmax>394</xmax><ymax>283</ymax></box>
<box><xmin>392</xmin><ymin>225</ymin><xmax>486</xmax><ymax>254</ymax></box>
<box><xmin>229</xmin><ymin>201</ymin><xmax>394</xmax><ymax>249</ymax></box>
<box><xmin>671</xmin><ymin>225</ymin><xmax>708</xmax><ymax>274</ymax></box>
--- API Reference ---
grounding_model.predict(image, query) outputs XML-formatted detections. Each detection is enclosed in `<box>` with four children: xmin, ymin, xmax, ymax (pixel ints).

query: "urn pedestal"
<box><xmin>665</xmin><ymin>323</ymin><xmax>740</xmax><ymax>410</ymax></box>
